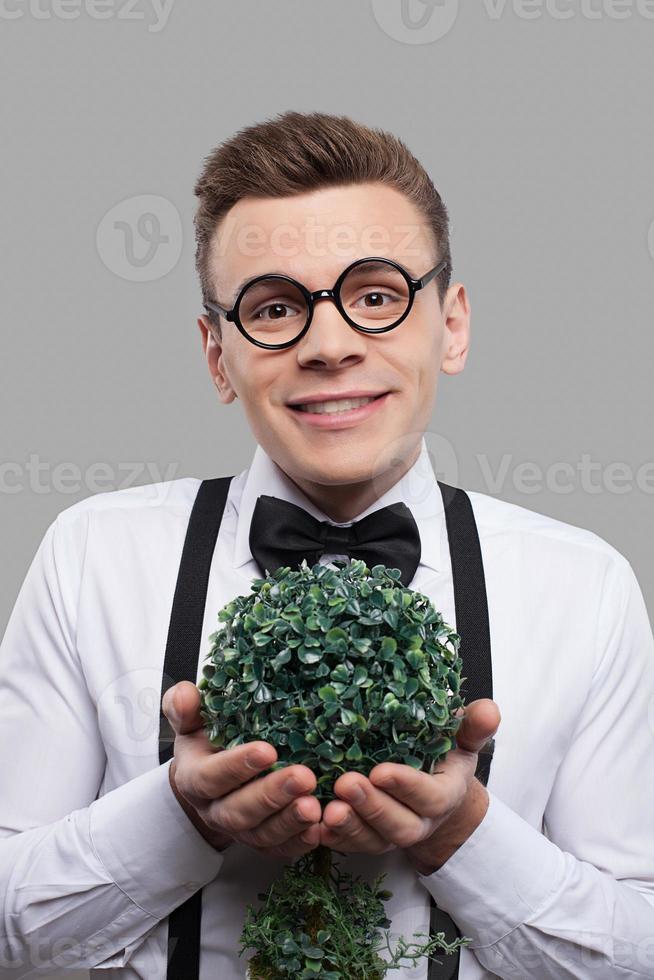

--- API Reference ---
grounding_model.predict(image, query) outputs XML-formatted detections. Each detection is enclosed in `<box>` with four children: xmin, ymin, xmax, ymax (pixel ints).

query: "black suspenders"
<box><xmin>157</xmin><ymin>477</ymin><xmax>494</xmax><ymax>980</ymax></box>
<box><xmin>158</xmin><ymin>477</ymin><xmax>233</xmax><ymax>980</ymax></box>
<box><xmin>427</xmin><ymin>482</ymin><xmax>494</xmax><ymax>980</ymax></box>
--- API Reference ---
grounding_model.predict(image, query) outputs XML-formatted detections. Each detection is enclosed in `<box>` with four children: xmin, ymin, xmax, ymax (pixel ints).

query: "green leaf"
<box><xmin>317</xmin><ymin>685</ymin><xmax>338</xmax><ymax>702</ymax></box>
<box><xmin>405</xmin><ymin>677</ymin><xmax>419</xmax><ymax>697</ymax></box>
<box><xmin>379</xmin><ymin>636</ymin><xmax>397</xmax><ymax>660</ymax></box>
<box><xmin>315</xmin><ymin>743</ymin><xmax>344</xmax><ymax>763</ymax></box>
<box><xmin>330</xmin><ymin>664</ymin><xmax>350</xmax><ymax>684</ymax></box>
<box><xmin>325</xmin><ymin>627</ymin><xmax>348</xmax><ymax>643</ymax></box>
<box><xmin>288</xmin><ymin>731</ymin><xmax>307</xmax><ymax>752</ymax></box>
<box><xmin>302</xmin><ymin>946</ymin><xmax>324</xmax><ymax>959</ymax></box>
<box><xmin>271</xmin><ymin>649</ymin><xmax>292</xmax><ymax>669</ymax></box>
<box><xmin>298</xmin><ymin>647</ymin><xmax>322</xmax><ymax>664</ymax></box>
<box><xmin>382</xmin><ymin>609</ymin><xmax>399</xmax><ymax>629</ymax></box>
<box><xmin>253</xmin><ymin>684</ymin><xmax>272</xmax><ymax>703</ymax></box>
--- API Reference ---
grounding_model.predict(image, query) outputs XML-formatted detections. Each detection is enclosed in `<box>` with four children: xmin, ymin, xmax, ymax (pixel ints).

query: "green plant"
<box><xmin>198</xmin><ymin>558</ymin><xmax>471</xmax><ymax>978</ymax></box>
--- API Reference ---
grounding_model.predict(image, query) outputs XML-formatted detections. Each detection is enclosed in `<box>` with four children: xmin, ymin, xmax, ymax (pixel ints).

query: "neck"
<box><xmin>284</xmin><ymin>442</ymin><xmax>422</xmax><ymax>523</ymax></box>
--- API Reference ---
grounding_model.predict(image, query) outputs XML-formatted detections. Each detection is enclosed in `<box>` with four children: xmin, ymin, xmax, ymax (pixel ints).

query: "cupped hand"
<box><xmin>162</xmin><ymin>681</ymin><xmax>322</xmax><ymax>859</ymax></box>
<box><xmin>318</xmin><ymin>698</ymin><xmax>501</xmax><ymax>857</ymax></box>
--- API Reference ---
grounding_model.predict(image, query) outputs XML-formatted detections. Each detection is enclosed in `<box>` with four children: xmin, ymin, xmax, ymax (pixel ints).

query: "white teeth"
<box><xmin>297</xmin><ymin>396</ymin><xmax>377</xmax><ymax>414</ymax></box>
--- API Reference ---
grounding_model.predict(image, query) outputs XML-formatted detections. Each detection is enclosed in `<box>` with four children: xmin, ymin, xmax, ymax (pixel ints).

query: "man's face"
<box><xmin>198</xmin><ymin>181</ymin><xmax>470</xmax><ymax>504</ymax></box>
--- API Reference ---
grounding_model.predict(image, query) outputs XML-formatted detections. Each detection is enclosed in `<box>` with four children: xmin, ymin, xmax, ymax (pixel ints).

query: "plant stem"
<box><xmin>312</xmin><ymin>845</ymin><xmax>332</xmax><ymax>881</ymax></box>
<box><xmin>305</xmin><ymin>846</ymin><xmax>332</xmax><ymax>944</ymax></box>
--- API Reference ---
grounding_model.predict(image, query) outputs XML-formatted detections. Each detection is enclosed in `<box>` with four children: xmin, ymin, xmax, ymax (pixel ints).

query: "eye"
<box><xmin>352</xmin><ymin>290</ymin><xmax>402</xmax><ymax>309</ymax></box>
<box><xmin>252</xmin><ymin>301</ymin><xmax>303</xmax><ymax>321</ymax></box>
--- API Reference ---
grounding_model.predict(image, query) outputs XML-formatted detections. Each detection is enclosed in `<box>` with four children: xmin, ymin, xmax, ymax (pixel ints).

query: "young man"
<box><xmin>1</xmin><ymin>111</ymin><xmax>653</xmax><ymax>980</ymax></box>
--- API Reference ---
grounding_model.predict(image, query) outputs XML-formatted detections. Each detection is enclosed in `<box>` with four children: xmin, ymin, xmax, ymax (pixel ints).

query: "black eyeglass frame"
<box><xmin>203</xmin><ymin>255</ymin><xmax>449</xmax><ymax>351</ymax></box>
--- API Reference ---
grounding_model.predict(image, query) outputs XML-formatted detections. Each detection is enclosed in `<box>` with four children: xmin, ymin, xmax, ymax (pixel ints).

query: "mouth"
<box><xmin>287</xmin><ymin>392</ymin><xmax>391</xmax><ymax>429</ymax></box>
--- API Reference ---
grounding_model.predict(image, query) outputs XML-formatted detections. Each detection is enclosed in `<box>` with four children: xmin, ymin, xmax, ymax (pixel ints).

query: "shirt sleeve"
<box><xmin>0</xmin><ymin>512</ymin><xmax>225</xmax><ymax>976</ymax></box>
<box><xmin>417</xmin><ymin>553</ymin><xmax>654</xmax><ymax>980</ymax></box>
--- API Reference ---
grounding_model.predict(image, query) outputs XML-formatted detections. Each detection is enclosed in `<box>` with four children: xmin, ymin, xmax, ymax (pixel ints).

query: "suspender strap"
<box><xmin>159</xmin><ymin>477</ymin><xmax>233</xmax><ymax>980</ymax></box>
<box><xmin>428</xmin><ymin>482</ymin><xmax>494</xmax><ymax>980</ymax></box>
<box><xmin>159</xmin><ymin>477</ymin><xmax>494</xmax><ymax>980</ymax></box>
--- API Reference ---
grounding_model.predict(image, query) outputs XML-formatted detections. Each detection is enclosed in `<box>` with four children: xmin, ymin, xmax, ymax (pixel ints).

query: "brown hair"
<box><xmin>193</xmin><ymin>110</ymin><xmax>452</xmax><ymax>337</ymax></box>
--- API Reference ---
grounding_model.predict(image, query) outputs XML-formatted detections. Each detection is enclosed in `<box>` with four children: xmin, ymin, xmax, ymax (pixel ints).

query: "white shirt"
<box><xmin>1</xmin><ymin>436</ymin><xmax>654</xmax><ymax>980</ymax></box>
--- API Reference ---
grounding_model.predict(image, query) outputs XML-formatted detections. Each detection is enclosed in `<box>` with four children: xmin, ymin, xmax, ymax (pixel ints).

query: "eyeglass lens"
<box><xmin>237</xmin><ymin>260</ymin><xmax>411</xmax><ymax>346</ymax></box>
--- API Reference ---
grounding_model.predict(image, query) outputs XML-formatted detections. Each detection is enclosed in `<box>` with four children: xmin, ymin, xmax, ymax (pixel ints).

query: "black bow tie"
<box><xmin>249</xmin><ymin>495</ymin><xmax>421</xmax><ymax>588</ymax></box>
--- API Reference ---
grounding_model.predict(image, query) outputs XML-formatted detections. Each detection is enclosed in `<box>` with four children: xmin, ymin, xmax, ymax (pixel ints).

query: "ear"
<box><xmin>197</xmin><ymin>315</ymin><xmax>238</xmax><ymax>403</ymax></box>
<box><xmin>440</xmin><ymin>283</ymin><xmax>471</xmax><ymax>376</ymax></box>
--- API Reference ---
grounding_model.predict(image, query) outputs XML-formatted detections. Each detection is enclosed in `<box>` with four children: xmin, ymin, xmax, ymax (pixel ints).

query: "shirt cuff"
<box><xmin>416</xmin><ymin>790</ymin><xmax>567</xmax><ymax>947</ymax></box>
<box><xmin>89</xmin><ymin>759</ymin><xmax>225</xmax><ymax>920</ymax></box>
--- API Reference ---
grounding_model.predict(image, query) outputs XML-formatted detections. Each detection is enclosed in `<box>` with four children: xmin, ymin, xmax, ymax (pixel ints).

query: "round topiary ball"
<box><xmin>198</xmin><ymin>558</ymin><xmax>465</xmax><ymax>800</ymax></box>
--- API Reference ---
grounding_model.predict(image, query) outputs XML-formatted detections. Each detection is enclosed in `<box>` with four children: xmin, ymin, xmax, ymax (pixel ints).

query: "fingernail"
<box><xmin>284</xmin><ymin>776</ymin><xmax>302</xmax><ymax>795</ymax></box>
<box><xmin>346</xmin><ymin>784</ymin><xmax>365</xmax><ymax>805</ymax></box>
<box><xmin>164</xmin><ymin>692</ymin><xmax>178</xmax><ymax>724</ymax></box>
<box><xmin>246</xmin><ymin>751</ymin><xmax>269</xmax><ymax>769</ymax></box>
<box><xmin>378</xmin><ymin>776</ymin><xmax>396</xmax><ymax>790</ymax></box>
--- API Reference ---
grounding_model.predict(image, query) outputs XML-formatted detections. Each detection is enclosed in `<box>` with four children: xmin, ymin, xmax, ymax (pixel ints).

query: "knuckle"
<box><xmin>190</xmin><ymin>763</ymin><xmax>216</xmax><ymax>801</ymax></box>
<box><xmin>246</xmin><ymin>824</ymin><xmax>275</xmax><ymax>849</ymax></box>
<box><xmin>210</xmin><ymin>804</ymin><xmax>246</xmax><ymax>836</ymax></box>
<box><xmin>393</xmin><ymin>828</ymin><xmax>419</xmax><ymax>849</ymax></box>
<box><xmin>220</xmin><ymin>754</ymin><xmax>251</xmax><ymax>787</ymax></box>
<box><xmin>348</xmin><ymin>818</ymin><xmax>367</xmax><ymax>841</ymax></box>
<box><xmin>363</xmin><ymin>803</ymin><xmax>386</xmax><ymax>824</ymax></box>
<box><xmin>422</xmin><ymin>799</ymin><xmax>444</xmax><ymax>821</ymax></box>
<box><xmin>258</xmin><ymin>787</ymin><xmax>284</xmax><ymax>814</ymax></box>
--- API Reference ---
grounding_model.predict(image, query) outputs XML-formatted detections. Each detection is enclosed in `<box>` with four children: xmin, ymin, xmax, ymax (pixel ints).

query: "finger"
<box><xmin>206</xmin><ymin>764</ymin><xmax>317</xmax><ymax>834</ymax></box>
<box><xmin>261</xmin><ymin>823</ymin><xmax>322</xmax><ymax>860</ymax></box>
<box><xmin>320</xmin><ymin>799</ymin><xmax>392</xmax><ymax>854</ymax></box>
<box><xmin>332</xmin><ymin>775</ymin><xmax>429</xmax><ymax>849</ymax></box>
<box><xmin>240</xmin><ymin>794</ymin><xmax>321</xmax><ymax>849</ymax></box>
<box><xmin>454</xmin><ymin>698</ymin><xmax>501</xmax><ymax>754</ymax></box>
<box><xmin>369</xmin><ymin>762</ymin><xmax>465</xmax><ymax>820</ymax></box>
<box><xmin>181</xmin><ymin>740</ymin><xmax>278</xmax><ymax>800</ymax></box>
<box><xmin>162</xmin><ymin>681</ymin><xmax>205</xmax><ymax>735</ymax></box>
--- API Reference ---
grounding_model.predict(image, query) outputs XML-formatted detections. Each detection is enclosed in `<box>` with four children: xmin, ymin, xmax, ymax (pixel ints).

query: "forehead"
<box><xmin>209</xmin><ymin>182</ymin><xmax>435</xmax><ymax>298</ymax></box>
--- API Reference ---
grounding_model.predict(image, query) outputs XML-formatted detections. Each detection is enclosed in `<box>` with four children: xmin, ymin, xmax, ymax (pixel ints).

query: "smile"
<box><xmin>288</xmin><ymin>392</ymin><xmax>390</xmax><ymax>429</ymax></box>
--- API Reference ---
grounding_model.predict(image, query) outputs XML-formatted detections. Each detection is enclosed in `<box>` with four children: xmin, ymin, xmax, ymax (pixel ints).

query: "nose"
<box><xmin>294</xmin><ymin>292</ymin><xmax>367</xmax><ymax>367</ymax></box>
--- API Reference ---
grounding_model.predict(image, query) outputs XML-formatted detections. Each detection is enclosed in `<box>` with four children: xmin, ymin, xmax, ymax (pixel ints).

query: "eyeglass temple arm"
<box><xmin>415</xmin><ymin>258</ymin><xmax>448</xmax><ymax>290</ymax></box>
<box><xmin>204</xmin><ymin>300</ymin><xmax>234</xmax><ymax>321</ymax></box>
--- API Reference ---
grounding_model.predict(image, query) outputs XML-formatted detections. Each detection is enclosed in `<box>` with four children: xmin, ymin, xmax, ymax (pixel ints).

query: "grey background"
<box><xmin>1</xmin><ymin>3</ymin><xmax>653</xmax><ymax>978</ymax></box>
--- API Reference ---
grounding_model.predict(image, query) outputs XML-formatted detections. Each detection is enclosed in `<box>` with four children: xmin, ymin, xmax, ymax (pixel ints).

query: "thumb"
<box><xmin>453</xmin><ymin>698</ymin><xmax>501</xmax><ymax>755</ymax></box>
<box><xmin>162</xmin><ymin>681</ymin><xmax>204</xmax><ymax>736</ymax></box>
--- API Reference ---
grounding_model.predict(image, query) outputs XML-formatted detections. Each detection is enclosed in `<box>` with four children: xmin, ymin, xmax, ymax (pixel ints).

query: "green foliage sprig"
<box><xmin>199</xmin><ymin>558</ymin><xmax>466</xmax><ymax>801</ymax></box>
<box><xmin>241</xmin><ymin>848</ymin><xmax>470</xmax><ymax>979</ymax></box>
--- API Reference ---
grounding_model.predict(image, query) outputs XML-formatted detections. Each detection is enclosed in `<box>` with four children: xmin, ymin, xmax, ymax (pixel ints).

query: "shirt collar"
<box><xmin>233</xmin><ymin>435</ymin><xmax>444</xmax><ymax>574</ymax></box>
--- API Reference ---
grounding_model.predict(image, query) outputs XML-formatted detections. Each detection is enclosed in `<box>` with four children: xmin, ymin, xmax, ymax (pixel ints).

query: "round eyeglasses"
<box><xmin>203</xmin><ymin>255</ymin><xmax>449</xmax><ymax>350</ymax></box>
